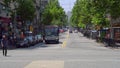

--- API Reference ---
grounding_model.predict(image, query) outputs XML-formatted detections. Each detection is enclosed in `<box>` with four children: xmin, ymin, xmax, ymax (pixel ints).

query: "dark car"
<box><xmin>69</xmin><ymin>30</ymin><xmax>73</xmax><ymax>33</ymax></box>
<box><xmin>0</xmin><ymin>39</ymin><xmax>2</xmax><ymax>49</ymax></box>
<box><xmin>16</xmin><ymin>38</ymin><xmax>29</xmax><ymax>48</ymax></box>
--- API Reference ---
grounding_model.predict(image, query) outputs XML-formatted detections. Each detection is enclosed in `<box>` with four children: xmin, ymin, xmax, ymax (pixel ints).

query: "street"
<box><xmin>0</xmin><ymin>32</ymin><xmax>120</xmax><ymax>68</ymax></box>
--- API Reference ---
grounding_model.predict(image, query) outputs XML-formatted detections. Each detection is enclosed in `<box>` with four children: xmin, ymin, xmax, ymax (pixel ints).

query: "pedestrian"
<box><xmin>1</xmin><ymin>34</ymin><xmax>8</xmax><ymax>56</ymax></box>
<box><xmin>105</xmin><ymin>29</ymin><xmax>110</xmax><ymax>47</ymax></box>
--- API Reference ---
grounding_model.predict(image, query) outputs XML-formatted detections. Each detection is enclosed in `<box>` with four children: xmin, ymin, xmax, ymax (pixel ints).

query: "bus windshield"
<box><xmin>45</xmin><ymin>27</ymin><xmax>59</xmax><ymax>36</ymax></box>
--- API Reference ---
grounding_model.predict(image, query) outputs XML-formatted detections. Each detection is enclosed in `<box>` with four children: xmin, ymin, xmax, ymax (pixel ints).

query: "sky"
<box><xmin>59</xmin><ymin>0</ymin><xmax>76</xmax><ymax>13</ymax></box>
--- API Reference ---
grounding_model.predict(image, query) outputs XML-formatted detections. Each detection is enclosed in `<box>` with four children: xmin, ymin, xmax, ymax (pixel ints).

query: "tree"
<box><xmin>42</xmin><ymin>0</ymin><xmax>67</xmax><ymax>26</ymax></box>
<box><xmin>16</xmin><ymin>0</ymin><xmax>35</xmax><ymax>22</ymax></box>
<box><xmin>71</xmin><ymin>0</ymin><xmax>92</xmax><ymax>28</ymax></box>
<box><xmin>109</xmin><ymin>0</ymin><xmax>120</xmax><ymax>19</ymax></box>
<box><xmin>3</xmin><ymin>0</ymin><xmax>11</xmax><ymax>7</ymax></box>
<box><xmin>71</xmin><ymin>0</ymin><xmax>112</xmax><ymax>29</ymax></box>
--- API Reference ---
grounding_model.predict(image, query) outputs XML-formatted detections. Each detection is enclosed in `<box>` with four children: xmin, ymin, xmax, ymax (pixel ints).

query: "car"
<box><xmin>90</xmin><ymin>30</ymin><xmax>97</xmax><ymax>39</ymax></box>
<box><xmin>34</xmin><ymin>34</ymin><xmax>43</xmax><ymax>43</ymax></box>
<box><xmin>74</xmin><ymin>30</ymin><xmax>78</xmax><ymax>33</ymax></box>
<box><xmin>34</xmin><ymin>35</ymin><xmax>38</xmax><ymax>43</ymax></box>
<box><xmin>59</xmin><ymin>29</ymin><xmax>64</xmax><ymax>33</ymax></box>
<box><xmin>63</xmin><ymin>28</ymin><xmax>68</xmax><ymax>32</ymax></box>
<box><xmin>16</xmin><ymin>38</ymin><xmax>29</xmax><ymax>48</ymax></box>
<box><xmin>69</xmin><ymin>30</ymin><xmax>73</xmax><ymax>33</ymax></box>
<box><xmin>36</xmin><ymin>34</ymin><xmax>43</xmax><ymax>42</ymax></box>
<box><xmin>26</xmin><ymin>36</ymin><xmax>34</xmax><ymax>46</ymax></box>
<box><xmin>33</xmin><ymin>36</ymin><xmax>37</xmax><ymax>44</ymax></box>
<box><xmin>0</xmin><ymin>39</ymin><xmax>2</xmax><ymax>49</ymax></box>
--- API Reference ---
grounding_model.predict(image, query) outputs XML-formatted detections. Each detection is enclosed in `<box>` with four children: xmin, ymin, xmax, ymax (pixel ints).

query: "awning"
<box><xmin>0</xmin><ymin>16</ymin><xmax>11</xmax><ymax>23</ymax></box>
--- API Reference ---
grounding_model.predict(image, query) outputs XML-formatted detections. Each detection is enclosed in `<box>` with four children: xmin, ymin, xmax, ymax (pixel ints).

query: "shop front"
<box><xmin>0</xmin><ymin>16</ymin><xmax>11</xmax><ymax>35</ymax></box>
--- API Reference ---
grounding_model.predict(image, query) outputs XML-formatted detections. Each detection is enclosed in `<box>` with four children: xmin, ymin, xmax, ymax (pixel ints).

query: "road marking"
<box><xmin>62</xmin><ymin>32</ymin><xmax>69</xmax><ymax>48</ymax></box>
<box><xmin>24</xmin><ymin>60</ymin><xmax>64</xmax><ymax>68</ymax></box>
<box><xmin>62</xmin><ymin>41</ymin><xmax>67</xmax><ymax>48</ymax></box>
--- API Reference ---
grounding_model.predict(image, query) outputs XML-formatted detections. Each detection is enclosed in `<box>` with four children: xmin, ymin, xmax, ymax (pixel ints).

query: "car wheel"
<box><xmin>45</xmin><ymin>40</ymin><xmax>49</xmax><ymax>44</ymax></box>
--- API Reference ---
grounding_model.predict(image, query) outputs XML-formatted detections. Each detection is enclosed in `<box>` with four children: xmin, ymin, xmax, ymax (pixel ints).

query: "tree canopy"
<box><xmin>42</xmin><ymin>0</ymin><xmax>67</xmax><ymax>26</ymax></box>
<box><xmin>71</xmin><ymin>0</ymin><xmax>120</xmax><ymax>29</ymax></box>
<box><xmin>16</xmin><ymin>0</ymin><xmax>35</xmax><ymax>22</ymax></box>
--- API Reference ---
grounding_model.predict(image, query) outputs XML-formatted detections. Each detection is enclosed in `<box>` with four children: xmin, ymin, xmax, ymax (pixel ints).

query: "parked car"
<box><xmin>90</xmin><ymin>30</ymin><xmax>98</xmax><ymax>39</ymax></box>
<box><xmin>0</xmin><ymin>39</ymin><xmax>2</xmax><ymax>49</ymax></box>
<box><xmin>26</xmin><ymin>36</ymin><xmax>34</xmax><ymax>46</ymax></box>
<box><xmin>34</xmin><ymin>35</ymin><xmax>38</xmax><ymax>44</ymax></box>
<box><xmin>69</xmin><ymin>30</ymin><xmax>73</xmax><ymax>33</ymax></box>
<box><xmin>34</xmin><ymin>35</ymin><xmax>43</xmax><ymax>44</ymax></box>
<box><xmin>16</xmin><ymin>38</ymin><xmax>29</xmax><ymax>48</ymax></box>
<box><xmin>63</xmin><ymin>28</ymin><xmax>68</xmax><ymax>32</ymax></box>
<box><xmin>36</xmin><ymin>34</ymin><xmax>43</xmax><ymax>43</ymax></box>
<box><xmin>74</xmin><ymin>30</ymin><xmax>78</xmax><ymax>33</ymax></box>
<box><xmin>59</xmin><ymin>29</ymin><xmax>64</xmax><ymax>33</ymax></box>
<box><xmin>32</xmin><ymin>36</ymin><xmax>37</xmax><ymax>45</ymax></box>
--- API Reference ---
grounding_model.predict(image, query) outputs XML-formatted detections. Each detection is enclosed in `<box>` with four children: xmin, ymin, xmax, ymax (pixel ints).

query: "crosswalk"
<box><xmin>24</xmin><ymin>60</ymin><xmax>64</xmax><ymax>68</ymax></box>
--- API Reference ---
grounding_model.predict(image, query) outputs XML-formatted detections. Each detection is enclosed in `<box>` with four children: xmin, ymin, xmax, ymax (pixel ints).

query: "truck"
<box><xmin>44</xmin><ymin>25</ymin><xmax>59</xmax><ymax>44</ymax></box>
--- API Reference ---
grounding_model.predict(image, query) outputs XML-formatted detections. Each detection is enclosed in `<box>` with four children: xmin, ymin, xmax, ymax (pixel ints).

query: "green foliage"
<box><xmin>3</xmin><ymin>0</ymin><xmax>11</xmax><ymax>7</ymax></box>
<box><xmin>42</xmin><ymin>0</ymin><xmax>67</xmax><ymax>26</ymax></box>
<box><xmin>109</xmin><ymin>0</ymin><xmax>120</xmax><ymax>19</ymax></box>
<box><xmin>16</xmin><ymin>0</ymin><xmax>35</xmax><ymax>21</ymax></box>
<box><xmin>71</xmin><ymin>0</ymin><xmax>92</xmax><ymax>27</ymax></box>
<box><xmin>71</xmin><ymin>0</ymin><xmax>120</xmax><ymax>29</ymax></box>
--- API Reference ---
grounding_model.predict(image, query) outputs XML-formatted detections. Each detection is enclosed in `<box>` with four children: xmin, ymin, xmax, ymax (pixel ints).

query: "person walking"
<box><xmin>105</xmin><ymin>29</ymin><xmax>110</xmax><ymax>47</ymax></box>
<box><xmin>1</xmin><ymin>34</ymin><xmax>8</xmax><ymax>56</ymax></box>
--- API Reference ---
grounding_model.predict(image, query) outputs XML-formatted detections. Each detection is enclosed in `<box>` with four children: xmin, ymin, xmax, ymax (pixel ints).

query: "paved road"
<box><xmin>0</xmin><ymin>32</ymin><xmax>120</xmax><ymax>68</ymax></box>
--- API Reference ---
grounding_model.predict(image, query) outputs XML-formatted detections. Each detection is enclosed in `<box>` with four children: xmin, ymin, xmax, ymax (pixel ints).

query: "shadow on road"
<box><xmin>13</xmin><ymin>43</ymin><xmax>48</xmax><ymax>50</ymax></box>
<box><xmin>13</xmin><ymin>41</ymin><xmax>63</xmax><ymax>50</ymax></box>
<box><xmin>6</xmin><ymin>55</ymin><xmax>11</xmax><ymax>57</ymax></box>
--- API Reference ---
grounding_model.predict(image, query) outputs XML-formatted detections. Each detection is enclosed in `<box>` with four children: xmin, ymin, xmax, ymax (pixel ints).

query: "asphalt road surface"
<box><xmin>0</xmin><ymin>32</ymin><xmax>120</xmax><ymax>68</ymax></box>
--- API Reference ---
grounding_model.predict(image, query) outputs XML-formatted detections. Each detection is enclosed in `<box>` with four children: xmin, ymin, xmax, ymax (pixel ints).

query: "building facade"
<box><xmin>0</xmin><ymin>1</ymin><xmax>11</xmax><ymax>39</ymax></box>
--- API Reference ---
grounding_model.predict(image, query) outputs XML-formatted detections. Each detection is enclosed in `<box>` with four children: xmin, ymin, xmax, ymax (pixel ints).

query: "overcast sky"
<box><xmin>59</xmin><ymin>0</ymin><xmax>76</xmax><ymax>13</ymax></box>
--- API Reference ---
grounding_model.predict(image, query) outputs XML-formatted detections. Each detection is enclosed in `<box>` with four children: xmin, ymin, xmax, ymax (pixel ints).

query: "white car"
<box><xmin>74</xmin><ymin>30</ymin><xmax>78</xmax><ymax>33</ymax></box>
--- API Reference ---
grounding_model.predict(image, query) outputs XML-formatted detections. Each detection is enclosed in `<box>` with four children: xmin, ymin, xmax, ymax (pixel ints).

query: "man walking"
<box><xmin>1</xmin><ymin>35</ymin><xmax>8</xmax><ymax>56</ymax></box>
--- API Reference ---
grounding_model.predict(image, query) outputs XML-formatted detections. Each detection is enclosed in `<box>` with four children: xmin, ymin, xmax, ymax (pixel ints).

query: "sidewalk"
<box><xmin>78</xmin><ymin>32</ymin><xmax>108</xmax><ymax>48</ymax></box>
<box><xmin>78</xmin><ymin>32</ymin><xmax>120</xmax><ymax>49</ymax></box>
